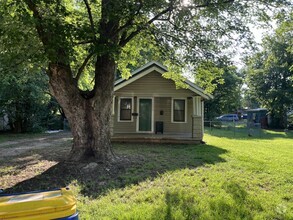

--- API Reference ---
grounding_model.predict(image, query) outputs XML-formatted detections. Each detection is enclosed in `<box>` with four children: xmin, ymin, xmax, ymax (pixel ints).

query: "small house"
<box><xmin>246</xmin><ymin>108</ymin><xmax>268</xmax><ymax>128</ymax></box>
<box><xmin>111</xmin><ymin>61</ymin><xmax>213</xmax><ymax>143</ymax></box>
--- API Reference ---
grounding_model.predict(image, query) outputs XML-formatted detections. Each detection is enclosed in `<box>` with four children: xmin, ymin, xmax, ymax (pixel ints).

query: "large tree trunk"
<box><xmin>23</xmin><ymin>0</ymin><xmax>119</xmax><ymax>163</ymax></box>
<box><xmin>48</xmin><ymin>56</ymin><xmax>115</xmax><ymax>162</ymax></box>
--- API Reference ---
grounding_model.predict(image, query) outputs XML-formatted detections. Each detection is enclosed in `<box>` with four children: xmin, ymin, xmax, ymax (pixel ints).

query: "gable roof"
<box><xmin>114</xmin><ymin>61</ymin><xmax>213</xmax><ymax>100</ymax></box>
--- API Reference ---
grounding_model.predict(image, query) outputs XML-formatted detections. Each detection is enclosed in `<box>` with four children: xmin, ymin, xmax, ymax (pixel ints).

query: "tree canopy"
<box><xmin>0</xmin><ymin>69</ymin><xmax>62</xmax><ymax>132</ymax></box>
<box><xmin>200</xmin><ymin>63</ymin><xmax>243</xmax><ymax>119</ymax></box>
<box><xmin>0</xmin><ymin>0</ymin><xmax>290</xmax><ymax>161</ymax></box>
<box><xmin>245</xmin><ymin>10</ymin><xmax>293</xmax><ymax>128</ymax></box>
<box><xmin>1</xmin><ymin>0</ymin><xmax>288</xmax><ymax>86</ymax></box>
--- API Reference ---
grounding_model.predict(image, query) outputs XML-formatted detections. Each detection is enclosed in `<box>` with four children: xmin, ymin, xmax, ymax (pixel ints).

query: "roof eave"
<box><xmin>185</xmin><ymin>80</ymin><xmax>214</xmax><ymax>100</ymax></box>
<box><xmin>114</xmin><ymin>61</ymin><xmax>168</xmax><ymax>87</ymax></box>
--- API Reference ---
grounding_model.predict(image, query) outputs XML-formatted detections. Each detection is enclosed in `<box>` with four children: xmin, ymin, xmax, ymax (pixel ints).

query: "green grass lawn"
<box><xmin>1</xmin><ymin>129</ymin><xmax>292</xmax><ymax>219</ymax></box>
<box><xmin>74</xmin><ymin>130</ymin><xmax>292</xmax><ymax>220</ymax></box>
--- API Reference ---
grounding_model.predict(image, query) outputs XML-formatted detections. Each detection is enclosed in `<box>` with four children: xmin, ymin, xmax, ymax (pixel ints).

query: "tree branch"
<box><xmin>24</xmin><ymin>0</ymin><xmax>71</xmax><ymax>68</ymax></box>
<box><xmin>168</xmin><ymin>20</ymin><xmax>190</xmax><ymax>33</ymax></box>
<box><xmin>83</xmin><ymin>0</ymin><xmax>97</xmax><ymax>41</ymax></box>
<box><xmin>23</xmin><ymin>0</ymin><xmax>49</xmax><ymax>47</ymax></box>
<box><xmin>75</xmin><ymin>51</ymin><xmax>95</xmax><ymax>82</ymax></box>
<box><xmin>74</xmin><ymin>39</ymin><xmax>94</xmax><ymax>45</ymax></box>
<box><xmin>192</xmin><ymin>0</ymin><xmax>235</xmax><ymax>9</ymax></box>
<box><xmin>114</xmin><ymin>0</ymin><xmax>143</xmax><ymax>36</ymax></box>
<box><xmin>119</xmin><ymin>6</ymin><xmax>173</xmax><ymax>47</ymax></box>
<box><xmin>118</xmin><ymin>0</ymin><xmax>235</xmax><ymax>47</ymax></box>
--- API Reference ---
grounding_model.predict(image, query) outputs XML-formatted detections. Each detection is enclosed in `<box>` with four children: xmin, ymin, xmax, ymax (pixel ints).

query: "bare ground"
<box><xmin>0</xmin><ymin>132</ymin><xmax>73</xmax><ymax>190</ymax></box>
<box><xmin>0</xmin><ymin>132</ymin><xmax>73</xmax><ymax>157</ymax></box>
<box><xmin>0</xmin><ymin>132</ymin><xmax>144</xmax><ymax>197</ymax></box>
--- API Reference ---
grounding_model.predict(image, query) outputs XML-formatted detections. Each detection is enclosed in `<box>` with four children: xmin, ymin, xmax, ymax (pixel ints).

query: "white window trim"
<box><xmin>118</xmin><ymin>97</ymin><xmax>134</xmax><ymax>122</ymax></box>
<box><xmin>171</xmin><ymin>98</ymin><xmax>187</xmax><ymax>123</ymax></box>
<box><xmin>136</xmin><ymin>97</ymin><xmax>154</xmax><ymax>133</ymax></box>
<box><xmin>202</xmin><ymin>101</ymin><xmax>204</xmax><ymax>137</ymax></box>
<box><xmin>112</xmin><ymin>95</ymin><xmax>115</xmax><ymax>115</ymax></box>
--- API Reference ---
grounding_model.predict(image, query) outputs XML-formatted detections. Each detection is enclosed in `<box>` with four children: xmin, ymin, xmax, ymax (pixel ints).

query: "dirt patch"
<box><xmin>0</xmin><ymin>132</ymin><xmax>73</xmax><ymax>189</ymax></box>
<box><xmin>0</xmin><ymin>132</ymin><xmax>72</xmax><ymax>157</ymax></box>
<box><xmin>0</xmin><ymin>132</ymin><xmax>145</xmax><ymax>196</ymax></box>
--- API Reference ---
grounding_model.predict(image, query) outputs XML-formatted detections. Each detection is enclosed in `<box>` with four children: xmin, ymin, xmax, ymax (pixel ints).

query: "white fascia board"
<box><xmin>185</xmin><ymin>80</ymin><xmax>214</xmax><ymax>100</ymax></box>
<box><xmin>114</xmin><ymin>61</ymin><xmax>168</xmax><ymax>87</ymax></box>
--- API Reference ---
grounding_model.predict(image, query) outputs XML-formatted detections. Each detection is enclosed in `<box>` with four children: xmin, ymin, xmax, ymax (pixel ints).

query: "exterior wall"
<box><xmin>153</xmin><ymin>97</ymin><xmax>193</xmax><ymax>134</ymax></box>
<box><xmin>192</xmin><ymin>116</ymin><xmax>203</xmax><ymax>140</ymax></box>
<box><xmin>115</xmin><ymin>71</ymin><xmax>195</xmax><ymax>97</ymax></box>
<box><xmin>113</xmin><ymin>96</ymin><xmax>137</xmax><ymax>133</ymax></box>
<box><xmin>112</xmin><ymin>70</ymin><xmax>204</xmax><ymax>140</ymax></box>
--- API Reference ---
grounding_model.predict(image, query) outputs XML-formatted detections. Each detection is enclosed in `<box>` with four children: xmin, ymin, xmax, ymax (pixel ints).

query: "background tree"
<box><xmin>245</xmin><ymin>11</ymin><xmax>293</xmax><ymax>128</ymax></box>
<box><xmin>195</xmin><ymin>62</ymin><xmax>243</xmax><ymax>119</ymax></box>
<box><xmin>0</xmin><ymin>0</ymin><xmax>288</xmax><ymax>162</ymax></box>
<box><xmin>241</xmin><ymin>88</ymin><xmax>261</xmax><ymax>109</ymax></box>
<box><xmin>0</xmin><ymin>9</ymin><xmax>63</xmax><ymax>132</ymax></box>
<box><xmin>0</xmin><ymin>70</ymin><xmax>55</xmax><ymax>133</ymax></box>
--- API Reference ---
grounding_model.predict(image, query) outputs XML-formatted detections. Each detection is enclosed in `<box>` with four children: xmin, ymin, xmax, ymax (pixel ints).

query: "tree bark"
<box><xmin>48</xmin><ymin>56</ymin><xmax>115</xmax><ymax>162</ymax></box>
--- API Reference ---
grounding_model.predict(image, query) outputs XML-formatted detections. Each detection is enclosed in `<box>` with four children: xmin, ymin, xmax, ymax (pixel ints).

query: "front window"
<box><xmin>173</xmin><ymin>99</ymin><xmax>186</xmax><ymax>122</ymax></box>
<box><xmin>119</xmin><ymin>98</ymin><xmax>132</xmax><ymax>121</ymax></box>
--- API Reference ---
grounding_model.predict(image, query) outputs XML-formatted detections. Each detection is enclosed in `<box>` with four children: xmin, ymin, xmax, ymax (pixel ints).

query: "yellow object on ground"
<box><xmin>0</xmin><ymin>188</ymin><xmax>77</xmax><ymax>220</ymax></box>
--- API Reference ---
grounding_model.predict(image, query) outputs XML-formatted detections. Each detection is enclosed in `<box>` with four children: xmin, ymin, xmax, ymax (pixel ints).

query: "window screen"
<box><xmin>173</xmin><ymin>99</ymin><xmax>185</xmax><ymax>122</ymax></box>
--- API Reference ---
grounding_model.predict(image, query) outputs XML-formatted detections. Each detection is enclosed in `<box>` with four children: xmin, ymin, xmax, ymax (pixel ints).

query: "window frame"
<box><xmin>112</xmin><ymin>95</ymin><xmax>115</xmax><ymax>115</ymax></box>
<box><xmin>171</xmin><ymin>98</ymin><xmax>187</xmax><ymax>123</ymax></box>
<box><xmin>118</xmin><ymin>97</ymin><xmax>134</xmax><ymax>122</ymax></box>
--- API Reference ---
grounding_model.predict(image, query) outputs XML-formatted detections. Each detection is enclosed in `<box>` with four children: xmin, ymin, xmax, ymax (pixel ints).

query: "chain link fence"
<box><xmin>204</xmin><ymin>120</ymin><xmax>264</xmax><ymax>138</ymax></box>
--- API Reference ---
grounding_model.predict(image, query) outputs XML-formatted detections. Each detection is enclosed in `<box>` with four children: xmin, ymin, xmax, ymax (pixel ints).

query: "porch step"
<box><xmin>111</xmin><ymin>137</ymin><xmax>201</xmax><ymax>144</ymax></box>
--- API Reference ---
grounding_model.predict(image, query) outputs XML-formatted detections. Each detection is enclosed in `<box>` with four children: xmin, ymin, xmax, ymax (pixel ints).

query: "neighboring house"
<box><xmin>246</xmin><ymin>108</ymin><xmax>268</xmax><ymax>128</ymax></box>
<box><xmin>111</xmin><ymin>61</ymin><xmax>213</xmax><ymax>143</ymax></box>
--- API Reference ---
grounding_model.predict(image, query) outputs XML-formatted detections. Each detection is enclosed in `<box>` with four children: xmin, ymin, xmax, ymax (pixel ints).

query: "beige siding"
<box><xmin>113</xmin><ymin>96</ymin><xmax>137</xmax><ymax>133</ymax></box>
<box><xmin>192</xmin><ymin>116</ymin><xmax>203</xmax><ymax>140</ymax></box>
<box><xmin>113</xmin><ymin>70</ymin><xmax>204</xmax><ymax>140</ymax></box>
<box><xmin>154</xmin><ymin>97</ymin><xmax>193</xmax><ymax>134</ymax></box>
<box><xmin>115</xmin><ymin>71</ymin><xmax>195</xmax><ymax>97</ymax></box>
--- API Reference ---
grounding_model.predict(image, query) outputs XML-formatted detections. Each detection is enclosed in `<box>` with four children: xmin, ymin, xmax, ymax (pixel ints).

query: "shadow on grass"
<box><xmin>209</xmin><ymin>182</ymin><xmax>264</xmax><ymax>219</ymax></box>
<box><xmin>5</xmin><ymin>143</ymin><xmax>227</xmax><ymax>199</ymax></box>
<box><xmin>205</xmin><ymin>127</ymin><xmax>293</xmax><ymax>140</ymax></box>
<box><xmin>152</xmin><ymin>182</ymin><xmax>263</xmax><ymax>220</ymax></box>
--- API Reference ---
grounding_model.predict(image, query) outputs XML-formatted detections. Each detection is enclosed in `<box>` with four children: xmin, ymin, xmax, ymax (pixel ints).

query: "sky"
<box><xmin>232</xmin><ymin>25</ymin><xmax>273</xmax><ymax>68</ymax></box>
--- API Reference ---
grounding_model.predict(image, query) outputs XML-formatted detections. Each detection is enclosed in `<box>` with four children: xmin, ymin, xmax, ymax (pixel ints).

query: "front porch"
<box><xmin>111</xmin><ymin>133</ymin><xmax>203</xmax><ymax>144</ymax></box>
